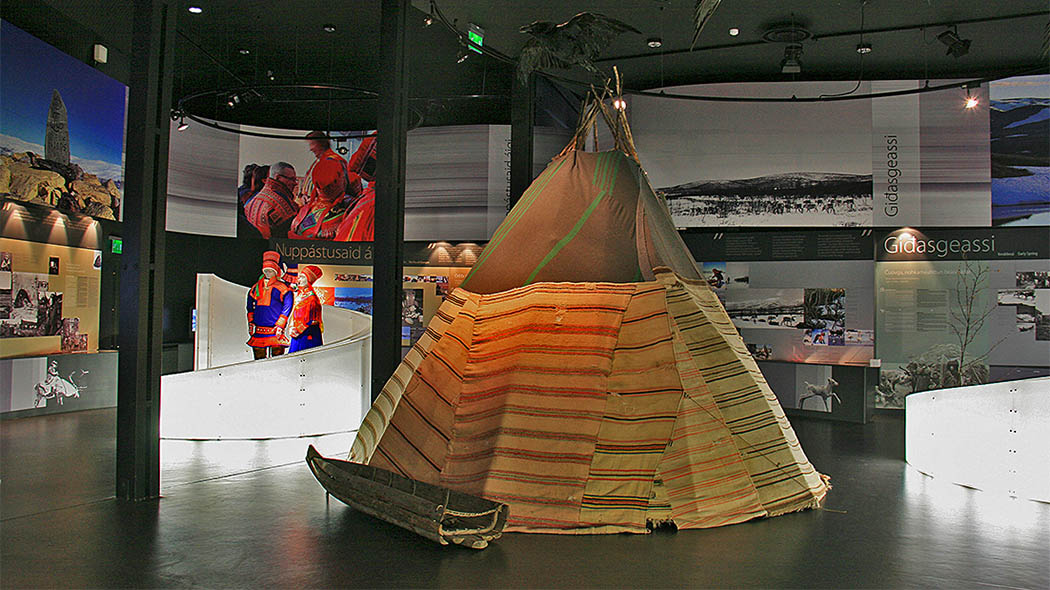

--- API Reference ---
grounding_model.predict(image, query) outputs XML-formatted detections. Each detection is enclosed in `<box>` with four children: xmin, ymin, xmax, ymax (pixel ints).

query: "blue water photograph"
<box><xmin>333</xmin><ymin>287</ymin><xmax>373</xmax><ymax>315</ymax></box>
<box><xmin>990</xmin><ymin>74</ymin><xmax>1050</xmax><ymax>226</ymax></box>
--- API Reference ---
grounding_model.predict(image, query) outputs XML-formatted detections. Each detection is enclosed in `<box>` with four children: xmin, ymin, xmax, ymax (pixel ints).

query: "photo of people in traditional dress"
<box><xmin>38</xmin><ymin>292</ymin><xmax>62</xmax><ymax>336</ymax></box>
<box><xmin>240</xmin><ymin>131</ymin><xmax>376</xmax><ymax>241</ymax></box>
<box><xmin>1</xmin><ymin>272</ymin><xmax>48</xmax><ymax>337</ymax></box>
<box><xmin>402</xmin><ymin>288</ymin><xmax>424</xmax><ymax>345</ymax></box>
<box><xmin>0</xmin><ymin>256</ymin><xmax>11</xmax><ymax>320</ymax></box>
<box><xmin>61</xmin><ymin>317</ymin><xmax>86</xmax><ymax>352</ymax></box>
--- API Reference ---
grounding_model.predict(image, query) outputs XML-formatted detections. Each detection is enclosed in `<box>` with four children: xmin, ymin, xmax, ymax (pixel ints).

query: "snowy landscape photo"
<box><xmin>661</xmin><ymin>172</ymin><xmax>872</xmax><ymax>227</ymax></box>
<box><xmin>631</xmin><ymin>81</ymin><xmax>874</xmax><ymax>228</ymax></box>
<box><xmin>990</xmin><ymin>74</ymin><xmax>1050</xmax><ymax>226</ymax></box>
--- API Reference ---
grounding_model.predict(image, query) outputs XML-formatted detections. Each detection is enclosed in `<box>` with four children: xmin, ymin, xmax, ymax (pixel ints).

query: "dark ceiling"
<box><xmin>11</xmin><ymin>1</ymin><xmax>1050</xmax><ymax>130</ymax></box>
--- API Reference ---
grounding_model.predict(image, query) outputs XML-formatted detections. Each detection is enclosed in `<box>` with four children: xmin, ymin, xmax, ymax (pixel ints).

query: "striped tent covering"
<box><xmin>347</xmin><ymin>142</ymin><xmax>828</xmax><ymax>534</ymax></box>
<box><xmin>352</xmin><ymin>271</ymin><xmax>827</xmax><ymax>533</ymax></box>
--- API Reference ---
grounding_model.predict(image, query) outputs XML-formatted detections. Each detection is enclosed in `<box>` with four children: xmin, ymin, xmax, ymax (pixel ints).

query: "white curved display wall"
<box><xmin>906</xmin><ymin>377</ymin><xmax>1050</xmax><ymax>502</ymax></box>
<box><xmin>160</xmin><ymin>274</ymin><xmax>372</xmax><ymax>439</ymax></box>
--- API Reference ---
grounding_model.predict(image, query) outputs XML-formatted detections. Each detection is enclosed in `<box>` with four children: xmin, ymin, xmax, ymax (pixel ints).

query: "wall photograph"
<box><xmin>0</xmin><ymin>20</ymin><xmax>128</xmax><ymax>221</ymax></box>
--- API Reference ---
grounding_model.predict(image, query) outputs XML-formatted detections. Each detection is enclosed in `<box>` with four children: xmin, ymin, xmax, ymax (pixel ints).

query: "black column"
<box><xmin>372</xmin><ymin>0</ymin><xmax>409</xmax><ymax>401</ymax></box>
<box><xmin>116</xmin><ymin>0</ymin><xmax>175</xmax><ymax>501</ymax></box>
<box><xmin>509</xmin><ymin>74</ymin><xmax>535</xmax><ymax>208</ymax></box>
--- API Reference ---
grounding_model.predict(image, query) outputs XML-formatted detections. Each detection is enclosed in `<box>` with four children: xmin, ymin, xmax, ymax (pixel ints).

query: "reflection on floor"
<box><xmin>2</xmin><ymin>408</ymin><xmax>1048</xmax><ymax>589</ymax></box>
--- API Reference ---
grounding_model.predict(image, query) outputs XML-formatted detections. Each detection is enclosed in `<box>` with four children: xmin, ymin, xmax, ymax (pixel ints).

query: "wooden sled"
<box><xmin>306</xmin><ymin>445</ymin><xmax>509</xmax><ymax>549</ymax></box>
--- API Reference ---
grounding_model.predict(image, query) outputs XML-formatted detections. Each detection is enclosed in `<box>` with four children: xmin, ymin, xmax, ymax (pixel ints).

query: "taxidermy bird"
<box><xmin>518</xmin><ymin>12</ymin><xmax>641</xmax><ymax>83</ymax></box>
<box><xmin>1042</xmin><ymin>19</ymin><xmax>1049</xmax><ymax>60</ymax></box>
<box><xmin>691</xmin><ymin>0</ymin><xmax>723</xmax><ymax>48</ymax></box>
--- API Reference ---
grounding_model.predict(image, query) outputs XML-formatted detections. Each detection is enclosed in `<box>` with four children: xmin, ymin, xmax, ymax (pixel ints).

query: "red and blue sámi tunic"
<box><xmin>288</xmin><ymin>287</ymin><xmax>323</xmax><ymax>353</ymax></box>
<box><xmin>246</xmin><ymin>276</ymin><xmax>293</xmax><ymax>348</ymax></box>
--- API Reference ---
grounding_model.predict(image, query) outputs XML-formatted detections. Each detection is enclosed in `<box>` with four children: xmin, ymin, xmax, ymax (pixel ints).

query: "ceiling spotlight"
<box><xmin>177</xmin><ymin>117</ymin><xmax>189</xmax><ymax>132</ymax></box>
<box><xmin>780</xmin><ymin>44</ymin><xmax>803</xmax><ymax>74</ymax></box>
<box><xmin>266</xmin><ymin>69</ymin><xmax>275</xmax><ymax>81</ymax></box>
<box><xmin>728</xmin><ymin>27</ymin><xmax>740</xmax><ymax>36</ymax></box>
<box><xmin>647</xmin><ymin>37</ymin><xmax>663</xmax><ymax>49</ymax></box>
<box><xmin>187</xmin><ymin>6</ymin><xmax>202</xmax><ymax>14</ymax></box>
<box><xmin>856</xmin><ymin>42</ymin><xmax>872</xmax><ymax>54</ymax></box>
<box><xmin>612</xmin><ymin>98</ymin><xmax>627</xmax><ymax>111</ymax></box>
<box><xmin>424</xmin><ymin>0</ymin><xmax>436</xmax><ymax>27</ymax></box>
<box><xmin>456</xmin><ymin>50</ymin><xmax>470</xmax><ymax>64</ymax></box>
<box><xmin>238</xmin><ymin>48</ymin><xmax>250</xmax><ymax>55</ymax></box>
<box><xmin>322</xmin><ymin>24</ymin><xmax>337</xmax><ymax>33</ymax></box>
<box><xmin>225</xmin><ymin>94</ymin><xmax>239</xmax><ymax>108</ymax></box>
<box><xmin>964</xmin><ymin>86</ymin><xmax>979</xmax><ymax>109</ymax></box>
<box><xmin>937</xmin><ymin>26</ymin><xmax>971</xmax><ymax>58</ymax></box>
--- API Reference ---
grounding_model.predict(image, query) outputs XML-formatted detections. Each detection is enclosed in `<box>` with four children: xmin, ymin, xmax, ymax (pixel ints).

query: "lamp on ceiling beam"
<box><xmin>964</xmin><ymin>85</ymin><xmax>979</xmax><ymax>109</ymax></box>
<box><xmin>780</xmin><ymin>44</ymin><xmax>803</xmax><ymax>74</ymax></box>
<box><xmin>937</xmin><ymin>26</ymin><xmax>971</xmax><ymax>58</ymax></box>
<box><xmin>423</xmin><ymin>0</ymin><xmax>435</xmax><ymax>26</ymax></box>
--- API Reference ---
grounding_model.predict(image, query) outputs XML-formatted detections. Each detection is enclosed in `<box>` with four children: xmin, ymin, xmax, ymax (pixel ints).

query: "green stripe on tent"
<box><xmin>464</xmin><ymin>156</ymin><xmax>569</xmax><ymax>283</ymax></box>
<box><xmin>523</xmin><ymin>153</ymin><xmax>621</xmax><ymax>285</ymax></box>
<box><xmin>592</xmin><ymin>150</ymin><xmax>607</xmax><ymax>186</ymax></box>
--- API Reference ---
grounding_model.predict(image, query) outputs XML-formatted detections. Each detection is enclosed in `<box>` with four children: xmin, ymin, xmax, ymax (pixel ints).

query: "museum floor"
<box><xmin>2</xmin><ymin>409</ymin><xmax>1047</xmax><ymax>589</ymax></box>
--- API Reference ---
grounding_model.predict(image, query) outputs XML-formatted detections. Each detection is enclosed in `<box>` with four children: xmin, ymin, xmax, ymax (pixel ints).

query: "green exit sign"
<box><xmin>111</xmin><ymin>236</ymin><xmax>122</xmax><ymax>254</ymax></box>
<box><xmin>467</xmin><ymin>24</ymin><xmax>483</xmax><ymax>53</ymax></box>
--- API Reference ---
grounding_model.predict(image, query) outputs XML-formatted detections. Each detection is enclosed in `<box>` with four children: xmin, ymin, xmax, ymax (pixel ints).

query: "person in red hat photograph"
<box><xmin>288</xmin><ymin>265</ymin><xmax>324</xmax><ymax>353</ymax></box>
<box><xmin>246</xmin><ymin>251</ymin><xmax>293</xmax><ymax>359</ymax></box>
<box><xmin>288</xmin><ymin>157</ymin><xmax>355</xmax><ymax>240</ymax></box>
<box><xmin>334</xmin><ymin>134</ymin><xmax>377</xmax><ymax>241</ymax></box>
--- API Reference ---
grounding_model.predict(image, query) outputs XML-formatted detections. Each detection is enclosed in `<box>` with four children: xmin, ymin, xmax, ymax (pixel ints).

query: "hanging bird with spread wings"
<box><xmin>517</xmin><ymin>12</ymin><xmax>641</xmax><ymax>83</ymax></box>
<box><xmin>691</xmin><ymin>0</ymin><xmax>723</xmax><ymax>48</ymax></box>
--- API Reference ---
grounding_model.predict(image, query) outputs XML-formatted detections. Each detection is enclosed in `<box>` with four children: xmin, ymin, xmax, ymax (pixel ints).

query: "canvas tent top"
<box><xmin>460</xmin><ymin>149</ymin><xmax>701</xmax><ymax>294</ymax></box>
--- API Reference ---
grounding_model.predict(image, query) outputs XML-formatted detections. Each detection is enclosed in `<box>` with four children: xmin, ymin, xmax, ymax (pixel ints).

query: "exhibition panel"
<box><xmin>0</xmin><ymin>350</ymin><xmax>117</xmax><ymax>417</ymax></box>
<box><xmin>875</xmin><ymin>226</ymin><xmax>1050</xmax><ymax>408</ymax></box>
<box><xmin>682</xmin><ymin>228</ymin><xmax>875</xmax><ymax>367</ymax></box>
<box><xmin>0</xmin><ymin>235</ymin><xmax>102</xmax><ymax>357</ymax></box>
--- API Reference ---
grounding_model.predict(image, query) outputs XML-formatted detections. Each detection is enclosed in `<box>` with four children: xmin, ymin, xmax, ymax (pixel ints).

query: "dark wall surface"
<box><xmin>97</xmin><ymin>224</ymin><xmax>268</xmax><ymax>346</ymax></box>
<box><xmin>161</xmin><ymin>231</ymin><xmax>268</xmax><ymax>344</ymax></box>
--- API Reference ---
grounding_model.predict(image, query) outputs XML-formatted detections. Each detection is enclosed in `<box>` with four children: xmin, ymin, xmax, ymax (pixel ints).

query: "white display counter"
<box><xmin>906</xmin><ymin>376</ymin><xmax>1050</xmax><ymax>503</ymax></box>
<box><xmin>160</xmin><ymin>274</ymin><xmax>372</xmax><ymax>439</ymax></box>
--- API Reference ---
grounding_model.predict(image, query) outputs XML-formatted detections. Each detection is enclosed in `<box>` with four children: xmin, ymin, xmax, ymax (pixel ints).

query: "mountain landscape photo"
<box><xmin>990</xmin><ymin>90</ymin><xmax>1050</xmax><ymax>226</ymax></box>
<box><xmin>0</xmin><ymin>20</ymin><xmax>127</xmax><ymax>220</ymax></box>
<box><xmin>659</xmin><ymin>171</ymin><xmax>873</xmax><ymax>227</ymax></box>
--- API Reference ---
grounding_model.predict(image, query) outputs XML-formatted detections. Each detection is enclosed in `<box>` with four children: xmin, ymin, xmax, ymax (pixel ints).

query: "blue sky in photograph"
<box><xmin>0</xmin><ymin>20</ymin><xmax>126</xmax><ymax>167</ymax></box>
<box><xmin>990</xmin><ymin>74</ymin><xmax>1049</xmax><ymax>101</ymax></box>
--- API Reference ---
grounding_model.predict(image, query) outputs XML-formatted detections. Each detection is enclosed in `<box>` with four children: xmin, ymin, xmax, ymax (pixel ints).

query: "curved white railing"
<box><xmin>906</xmin><ymin>377</ymin><xmax>1050</xmax><ymax>503</ymax></box>
<box><xmin>160</xmin><ymin>274</ymin><xmax>372</xmax><ymax>440</ymax></box>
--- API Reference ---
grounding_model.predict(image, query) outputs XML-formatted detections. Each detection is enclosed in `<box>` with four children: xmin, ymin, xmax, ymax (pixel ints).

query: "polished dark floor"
<box><xmin>2</xmin><ymin>409</ymin><xmax>1048</xmax><ymax>589</ymax></box>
